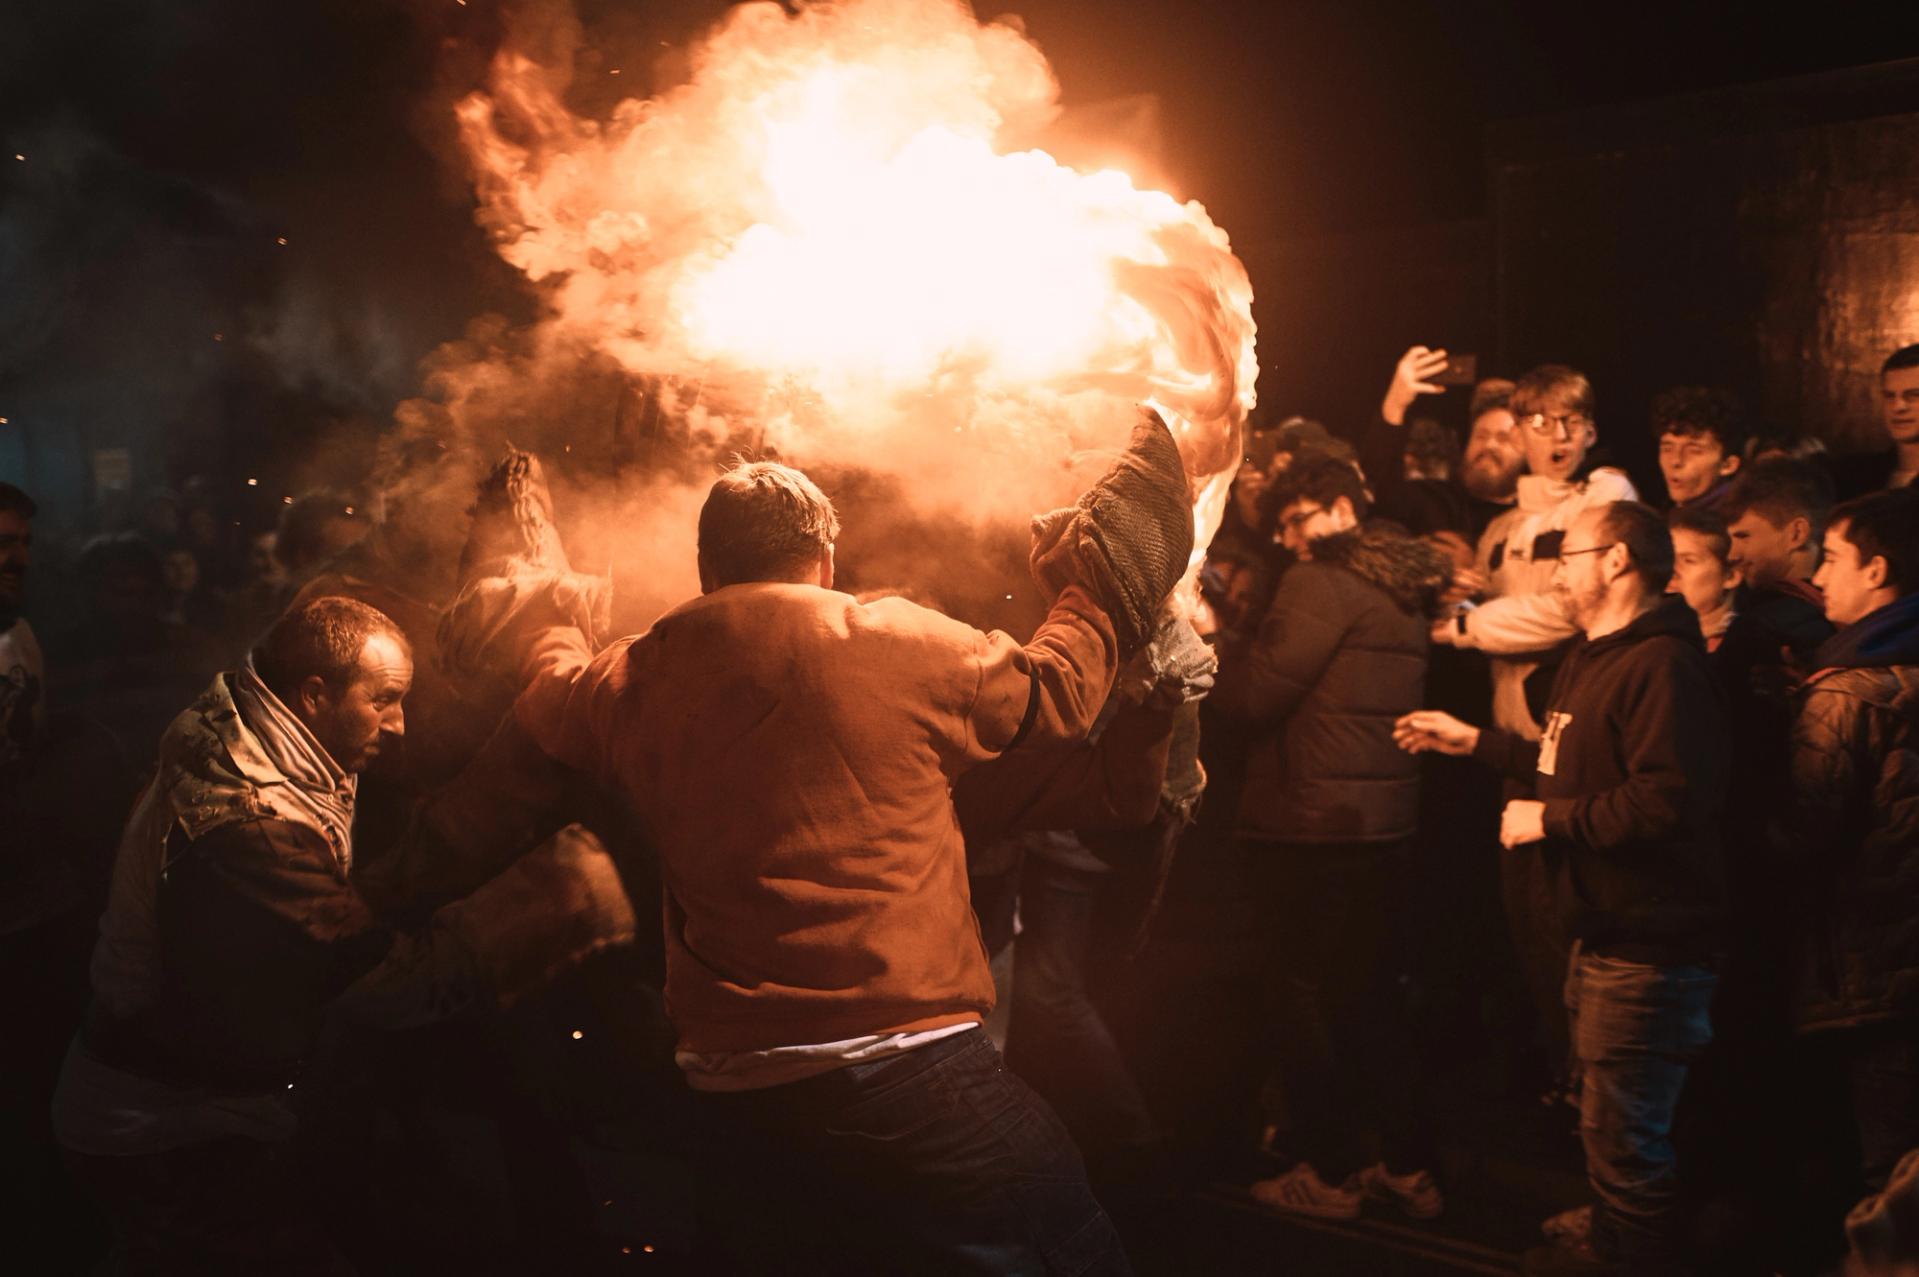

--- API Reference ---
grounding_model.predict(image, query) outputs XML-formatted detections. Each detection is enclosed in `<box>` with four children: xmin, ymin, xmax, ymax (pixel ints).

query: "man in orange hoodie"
<box><xmin>509</xmin><ymin>420</ymin><xmax>1192</xmax><ymax>1274</ymax></box>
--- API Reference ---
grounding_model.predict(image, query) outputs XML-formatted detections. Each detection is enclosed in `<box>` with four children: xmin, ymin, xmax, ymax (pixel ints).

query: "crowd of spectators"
<box><xmin>2</xmin><ymin>343</ymin><xmax>1919</xmax><ymax>1277</ymax></box>
<box><xmin>1187</xmin><ymin>340</ymin><xmax>1919</xmax><ymax>1275</ymax></box>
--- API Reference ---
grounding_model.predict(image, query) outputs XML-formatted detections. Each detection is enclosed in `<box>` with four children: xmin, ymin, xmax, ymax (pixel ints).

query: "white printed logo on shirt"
<box><xmin>1537</xmin><ymin>710</ymin><xmax>1573</xmax><ymax>776</ymax></box>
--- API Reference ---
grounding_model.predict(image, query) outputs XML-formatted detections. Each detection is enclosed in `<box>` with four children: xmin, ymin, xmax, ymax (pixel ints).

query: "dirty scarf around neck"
<box><xmin>231</xmin><ymin>656</ymin><xmax>358</xmax><ymax>872</ymax></box>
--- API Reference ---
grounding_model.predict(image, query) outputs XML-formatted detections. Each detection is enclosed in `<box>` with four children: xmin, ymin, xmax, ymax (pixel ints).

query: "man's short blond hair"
<box><xmin>697</xmin><ymin>462</ymin><xmax>841</xmax><ymax>587</ymax></box>
<box><xmin>1512</xmin><ymin>364</ymin><xmax>1595</xmax><ymax>421</ymax></box>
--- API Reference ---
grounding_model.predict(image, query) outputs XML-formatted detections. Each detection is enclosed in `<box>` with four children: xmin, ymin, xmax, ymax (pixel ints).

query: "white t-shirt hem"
<box><xmin>676</xmin><ymin>1020</ymin><xmax>981</xmax><ymax>1093</ymax></box>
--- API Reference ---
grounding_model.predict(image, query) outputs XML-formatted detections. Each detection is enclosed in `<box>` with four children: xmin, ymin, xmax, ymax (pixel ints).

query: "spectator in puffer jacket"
<box><xmin>1780</xmin><ymin>488</ymin><xmax>1919</xmax><ymax>1208</ymax></box>
<box><xmin>1210</xmin><ymin>451</ymin><xmax>1455</xmax><ymax>1225</ymax></box>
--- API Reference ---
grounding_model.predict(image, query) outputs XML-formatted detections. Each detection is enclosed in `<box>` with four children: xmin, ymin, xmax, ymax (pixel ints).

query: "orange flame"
<box><xmin>457</xmin><ymin>0</ymin><xmax>1256</xmax><ymax>557</ymax></box>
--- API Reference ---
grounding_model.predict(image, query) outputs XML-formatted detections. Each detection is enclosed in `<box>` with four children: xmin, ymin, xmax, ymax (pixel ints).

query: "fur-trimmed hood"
<box><xmin>1307</xmin><ymin>524</ymin><xmax>1453</xmax><ymax>619</ymax></box>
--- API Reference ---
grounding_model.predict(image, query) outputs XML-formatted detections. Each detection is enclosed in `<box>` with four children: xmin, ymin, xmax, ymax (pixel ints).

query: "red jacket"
<box><xmin>515</xmin><ymin>582</ymin><xmax>1117</xmax><ymax>1053</ymax></box>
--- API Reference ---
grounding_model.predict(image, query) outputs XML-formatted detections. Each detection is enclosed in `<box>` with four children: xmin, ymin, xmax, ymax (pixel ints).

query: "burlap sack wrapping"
<box><xmin>339</xmin><ymin>824</ymin><xmax>636</xmax><ymax>1025</ymax></box>
<box><xmin>437</xmin><ymin>448</ymin><xmax>610</xmax><ymax>684</ymax></box>
<box><xmin>354</xmin><ymin>712</ymin><xmax>572</xmax><ymax>920</ymax></box>
<box><xmin>457</xmin><ymin>449</ymin><xmax>572</xmax><ymax>580</ymax></box>
<box><xmin>438</xmin><ymin>568</ymin><xmax>609</xmax><ymax>684</ymax></box>
<box><xmin>435</xmin><ymin>823</ymin><xmax>638</xmax><ymax>1010</ymax></box>
<box><xmin>1030</xmin><ymin>406</ymin><xmax>1195</xmax><ymax>653</ymax></box>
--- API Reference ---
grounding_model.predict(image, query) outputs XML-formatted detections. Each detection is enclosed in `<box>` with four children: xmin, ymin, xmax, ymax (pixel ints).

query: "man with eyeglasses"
<box><xmin>1212</xmin><ymin>452</ymin><xmax>1455</xmax><ymax>1223</ymax></box>
<box><xmin>1435</xmin><ymin>366</ymin><xmax>1640</xmax><ymax>735</ymax></box>
<box><xmin>1429</xmin><ymin>364</ymin><xmax>1639</xmax><ymax>1093</ymax></box>
<box><xmin>1397</xmin><ymin>500</ymin><xmax>1729</xmax><ymax>1276</ymax></box>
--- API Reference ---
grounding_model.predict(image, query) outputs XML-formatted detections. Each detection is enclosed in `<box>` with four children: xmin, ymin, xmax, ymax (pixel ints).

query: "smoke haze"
<box><xmin>421</xmin><ymin>0</ymin><xmax>1256</xmax><ymax>624</ymax></box>
<box><xmin>5</xmin><ymin>0</ymin><xmax>1257</xmax><ymax>634</ymax></box>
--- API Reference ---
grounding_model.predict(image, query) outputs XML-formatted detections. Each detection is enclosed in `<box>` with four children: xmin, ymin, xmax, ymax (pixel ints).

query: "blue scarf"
<box><xmin>1814</xmin><ymin>593</ymin><xmax>1919</xmax><ymax>671</ymax></box>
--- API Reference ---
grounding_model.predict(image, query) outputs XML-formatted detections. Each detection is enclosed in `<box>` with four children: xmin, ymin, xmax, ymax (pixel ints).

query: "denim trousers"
<box><xmin>698</xmin><ymin>1029</ymin><xmax>1132</xmax><ymax>1276</ymax></box>
<box><xmin>1247</xmin><ymin>839</ymin><xmax>1436</xmax><ymax>1179</ymax></box>
<box><xmin>1564</xmin><ymin>944</ymin><xmax>1717</xmax><ymax>1271</ymax></box>
<box><xmin>1005</xmin><ymin>857</ymin><xmax>1160</xmax><ymax>1164</ymax></box>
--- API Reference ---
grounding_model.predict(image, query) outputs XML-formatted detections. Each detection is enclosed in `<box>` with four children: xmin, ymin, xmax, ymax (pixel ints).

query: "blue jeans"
<box><xmin>699</xmin><ymin>1030</ymin><xmax>1131</xmax><ymax>1276</ymax></box>
<box><xmin>1006</xmin><ymin>858</ymin><xmax>1160</xmax><ymax>1164</ymax></box>
<box><xmin>1565</xmin><ymin>944</ymin><xmax>1717</xmax><ymax>1270</ymax></box>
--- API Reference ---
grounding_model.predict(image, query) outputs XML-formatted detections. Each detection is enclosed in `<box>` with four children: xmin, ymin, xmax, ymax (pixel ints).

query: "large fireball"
<box><xmin>457</xmin><ymin>0</ymin><xmax>1257</xmax><ymax>561</ymax></box>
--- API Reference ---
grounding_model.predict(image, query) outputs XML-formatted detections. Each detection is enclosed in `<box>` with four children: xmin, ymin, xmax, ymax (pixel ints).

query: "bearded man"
<box><xmin>1398</xmin><ymin>501</ymin><xmax>1729</xmax><ymax>1276</ymax></box>
<box><xmin>1364</xmin><ymin>344</ymin><xmax>1526</xmax><ymax>540</ymax></box>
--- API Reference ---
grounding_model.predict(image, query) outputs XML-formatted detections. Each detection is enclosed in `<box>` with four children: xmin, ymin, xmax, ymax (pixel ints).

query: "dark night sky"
<box><xmin>2</xmin><ymin>0</ymin><xmax>1914</xmax><ymax>502</ymax></box>
<box><xmin>10</xmin><ymin>2</ymin><xmax>1908</xmax><ymax>237</ymax></box>
<box><xmin>984</xmin><ymin>0</ymin><xmax>1913</xmax><ymax>238</ymax></box>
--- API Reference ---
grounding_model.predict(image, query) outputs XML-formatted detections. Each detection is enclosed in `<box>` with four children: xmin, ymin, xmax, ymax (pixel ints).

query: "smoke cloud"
<box><xmin>6</xmin><ymin>0</ymin><xmax>1257</xmax><ymax>636</ymax></box>
<box><xmin>397</xmin><ymin>0</ymin><xmax>1257</xmax><ymax>627</ymax></box>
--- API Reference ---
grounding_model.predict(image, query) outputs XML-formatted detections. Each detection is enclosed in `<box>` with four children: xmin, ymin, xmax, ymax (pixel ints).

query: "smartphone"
<box><xmin>1242</xmin><ymin>429</ymin><xmax>1278</xmax><ymax>473</ymax></box>
<box><xmin>1435</xmin><ymin>353</ymin><xmax>1478</xmax><ymax>387</ymax></box>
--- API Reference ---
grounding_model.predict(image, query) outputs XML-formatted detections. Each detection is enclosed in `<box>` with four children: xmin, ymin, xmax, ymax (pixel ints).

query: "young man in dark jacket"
<box><xmin>1211</xmin><ymin>451</ymin><xmax>1454</xmax><ymax>1222</ymax></box>
<box><xmin>1781</xmin><ymin>488</ymin><xmax>1919</xmax><ymax>1210</ymax></box>
<box><xmin>1398</xmin><ymin>501</ymin><xmax>1729</xmax><ymax>1276</ymax></box>
<box><xmin>1721</xmin><ymin>456</ymin><xmax>1837</xmax><ymax>666</ymax></box>
<box><xmin>1652</xmin><ymin>386</ymin><xmax>1747</xmax><ymax>514</ymax></box>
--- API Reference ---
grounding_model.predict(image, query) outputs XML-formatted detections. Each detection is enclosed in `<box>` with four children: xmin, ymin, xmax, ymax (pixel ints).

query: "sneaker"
<box><xmin>1249</xmin><ymin>1163</ymin><xmax>1363</xmax><ymax>1220</ymax></box>
<box><xmin>1541</xmin><ymin>1204</ymin><xmax>1593</xmax><ymax>1245</ymax></box>
<box><xmin>1520</xmin><ymin>1235</ymin><xmax>1617</xmax><ymax>1276</ymax></box>
<box><xmin>1353</xmin><ymin>1162</ymin><xmax>1445</xmax><ymax>1220</ymax></box>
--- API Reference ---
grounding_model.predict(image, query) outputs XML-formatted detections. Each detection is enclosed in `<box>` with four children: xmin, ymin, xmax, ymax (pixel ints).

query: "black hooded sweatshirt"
<box><xmin>1474</xmin><ymin>595</ymin><xmax>1730</xmax><ymax>962</ymax></box>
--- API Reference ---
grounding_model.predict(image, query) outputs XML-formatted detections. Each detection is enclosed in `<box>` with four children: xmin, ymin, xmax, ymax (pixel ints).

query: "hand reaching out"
<box><xmin>1440</xmin><ymin>566</ymin><xmax>1487</xmax><ymax>609</ymax></box>
<box><xmin>1382</xmin><ymin>345</ymin><xmax>1452</xmax><ymax>426</ymax></box>
<box><xmin>1392</xmin><ymin>709</ymin><xmax>1480</xmax><ymax>756</ymax></box>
